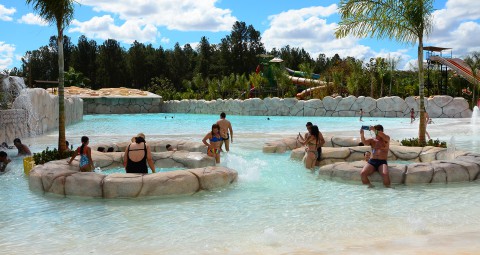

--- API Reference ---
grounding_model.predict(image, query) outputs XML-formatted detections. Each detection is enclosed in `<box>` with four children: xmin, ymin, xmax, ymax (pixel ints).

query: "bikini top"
<box><xmin>210</xmin><ymin>135</ymin><xmax>223</xmax><ymax>143</ymax></box>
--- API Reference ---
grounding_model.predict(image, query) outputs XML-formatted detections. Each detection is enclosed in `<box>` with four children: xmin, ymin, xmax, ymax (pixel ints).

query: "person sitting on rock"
<box><xmin>0</xmin><ymin>151</ymin><xmax>11</xmax><ymax>172</ymax></box>
<box><xmin>68</xmin><ymin>136</ymin><xmax>94</xmax><ymax>172</ymax></box>
<box><xmin>360</xmin><ymin>125</ymin><xmax>391</xmax><ymax>188</ymax></box>
<box><xmin>13</xmin><ymin>138</ymin><xmax>31</xmax><ymax>156</ymax></box>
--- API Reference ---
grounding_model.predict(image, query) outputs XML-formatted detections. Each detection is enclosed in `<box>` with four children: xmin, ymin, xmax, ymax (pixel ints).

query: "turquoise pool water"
<box><xmin>1</xmin><ymin>114</ymin><xmax>480</xmax><ymax>254</ymax></box>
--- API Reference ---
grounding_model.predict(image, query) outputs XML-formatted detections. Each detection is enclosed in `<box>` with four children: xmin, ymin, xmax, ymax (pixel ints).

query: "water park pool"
<box><xmin>1</xmin><ymin>113</ymin><xmax>480</xmax><ymax>254</ymax></box>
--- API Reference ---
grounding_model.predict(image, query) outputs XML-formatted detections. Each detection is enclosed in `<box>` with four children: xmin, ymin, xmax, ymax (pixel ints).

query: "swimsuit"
<box><xmin>126</xmin><ymin>143</ymin><xmax>148</xmax><ymax>174</ymax></box>
<box><xmin>367</xmin><ymin>159</ymin><xmax>388</xmax><ymax>171</ymax></box>
<box><xmin>316</xmin><ymin>147</ymin><xmax>322</xmax><ymax>161</ymax></box>
<box><xmin>210</xmin><ymin>135</ymin><xmax>223</xmax><ymax>142</ymax></box>
<box><xmin>222</xmin><ymin>133</ymin><xmax>230</xmax><ymax>140</ymax></box>
<box><xmin>209</xmin><ymin>148</ymin><xmax>221</xmax><ymax>154</ymax></box>
<box><xmin>79</xmin><ymin>154</ymin><xmax>90</xmax><ymax>168</ymax></box>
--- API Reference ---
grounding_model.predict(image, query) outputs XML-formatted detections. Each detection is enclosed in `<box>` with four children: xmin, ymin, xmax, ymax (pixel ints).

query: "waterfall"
<box><xmin>0</xmin><ymin>76</ymin><xmax>27</xmax><ymax>109</ymax></box>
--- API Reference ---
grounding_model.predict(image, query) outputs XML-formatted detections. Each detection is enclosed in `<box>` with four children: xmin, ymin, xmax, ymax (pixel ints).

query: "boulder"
<box><xmin>321</xmin><ymin>147</ymin><xmax>350</xmax><ymax>159</ymax></box>
<box><xmin>188</xmin><ymin>166</ymin><xmax>238</xmax><ymax>190</ymax></box>
<box><xmin>431</xmin><ymin>161</ymin><xmax>470</xmax><ymax>183</ymax></box>
<box><xmin>390</xmin><ymin>145</ymin><xmax>423</xmax><ymax>160</ymax></box>
<box><xmin>103</xmin><ymin>173</ymin><xmax>144</xmax><ymax>198</ymax></box>
<box><xmin>172</xmin><ymin>151</ymin><xmax>215</xmax><ymax>168</ymax></box>
<box><xmin>290</xmin><ymin>147</ymin><xmax>306</xmax><ymax>160</ymax></box>
<box><xmin>405</xmin><ymin>163</ymin><xmax>434</xmax><ymax>184</ymax></box>
<box><xmin>65</xmin><ymin>173</ymin><xmax>105</xmax><ymax>197</ymax></box>
<box><xmin>139</xmin><ymin>170</ymin><xmax>199</xmax><ymax>196</ymax></box>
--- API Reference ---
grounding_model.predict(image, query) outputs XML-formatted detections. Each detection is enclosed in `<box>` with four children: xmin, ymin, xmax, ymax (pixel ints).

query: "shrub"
<box><xmin>33</xmin><ymin>147</ymin><xmax>75</xmax><ymax>165</ymax></box>
<box><xmin>400</xmin><ymin>138</ymin><xmax>447</xmax><ymax>148</ymax></box>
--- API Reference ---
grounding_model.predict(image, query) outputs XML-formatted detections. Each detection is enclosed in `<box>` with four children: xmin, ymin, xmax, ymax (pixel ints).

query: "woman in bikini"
<box><xmin>124</xmin><ymin>133</ymin><xmax>156</xmax><ymax>174</ymax></box>
<box><xmin>68</xmin><ymin>136</ymin><xmax>94</xmax><ymax>172</ymax></box>
<box><xmin>300</xmin><ymin>125</ymin><xmax>320</xmax><ymax>170</ymax></box>
<box><xmin>202</xmin><ymin>124</ymin><xmax>223</xmax><ymax>164</ymax></box>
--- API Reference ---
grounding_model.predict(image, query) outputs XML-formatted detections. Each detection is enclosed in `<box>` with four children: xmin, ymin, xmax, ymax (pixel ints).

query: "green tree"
<box><xmin>464</xmin><ymin>51</ymin><xmax>480</xmax><ymax>108</ymax></box>
<box><xmin>26</xmin><ymin>0</ymin><xmax>75</xmax><ymax>153</ymax></box>
<box><xmin>64</xmin><ymin>66</ymin><xmax>89</xmax><ymax>87</ymax></box>
<box><xmin>336</xmin><ymin>0</ymin><xmax>434</xmax><ymax>145</ymax></box>
<box><xmin>97</xmin><ymin>39</ymin><xmax>128</xmax><ymax>88</ymax></box>
<box><xmin>127</xmin><ymin>41</ymin><xmax>147</xmax><ymax>88</ymax></box>
<box><xmin>72</xmin><ymin>35</ymin><xmax>97</xmax><ymax>88</ymax></box>
<box><xmin>376</xmin><ymin>57</ymin><xmax>388</xmax><ymax>97</ymax></box>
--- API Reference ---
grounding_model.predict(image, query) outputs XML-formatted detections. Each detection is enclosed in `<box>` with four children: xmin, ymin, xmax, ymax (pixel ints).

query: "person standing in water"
<box><xmin>203</xmin><ymin>124</ymin><xmax>223</xmax><ymax>164</ymax></box>
<box><xmin>124</xmin><ymin>133</ymin><xmax>156</xmax><ymax>174</ymax></box>
<box><xmin>217</xmin><ymin>112</ymin><xmax>233</xmax><ymax>152</ymax></box>
<box><xmin>359</xmin><ymin>108</ymin><xmax>365</xmax><ymax>121</ymax></box>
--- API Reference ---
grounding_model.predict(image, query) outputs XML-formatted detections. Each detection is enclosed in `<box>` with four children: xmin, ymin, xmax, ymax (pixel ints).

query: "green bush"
<box><xmin>33</xmin><ymin>147</ymin><xmax>75</xmax><ymax>165</ymax></box>
<box><xmin>400</xmin><ymin>138</ymin><xmax>447</xmax><ymax>148</ymax></box>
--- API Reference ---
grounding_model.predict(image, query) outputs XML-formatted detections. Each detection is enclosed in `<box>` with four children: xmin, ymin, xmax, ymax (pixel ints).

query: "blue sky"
<box><xmin>1</xmin><ymin>0</ymin><xmax>479</xmax><ymax>71</ymax></box>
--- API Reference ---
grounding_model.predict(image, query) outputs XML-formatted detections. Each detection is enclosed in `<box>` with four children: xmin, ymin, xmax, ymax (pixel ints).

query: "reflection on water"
<box><xmin>1</xmin><ymin>114</ymin><xmax>480</xmax><ymax>254</ymax></box>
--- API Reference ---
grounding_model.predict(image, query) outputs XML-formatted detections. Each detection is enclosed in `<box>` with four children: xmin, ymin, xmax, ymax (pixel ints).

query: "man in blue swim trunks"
<box><xmin>360</xmin><ymin>124</ymin><xmax>391</xmax><ymax>188</ymax></box>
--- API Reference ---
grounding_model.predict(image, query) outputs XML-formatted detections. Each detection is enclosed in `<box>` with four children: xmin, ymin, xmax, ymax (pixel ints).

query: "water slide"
<box><xmin>285</xmin><ymin>67</ymin><xmax>327</xmax><ymax>99</ymax></box>
<box><xmin>429</xmin><ymin>56</ymin><xmax>480</xmax><ymax>84</ymax></box>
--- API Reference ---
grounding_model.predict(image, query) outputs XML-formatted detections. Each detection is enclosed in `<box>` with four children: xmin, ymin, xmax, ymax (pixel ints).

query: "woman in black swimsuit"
<box><xmin>124</xmin><ymin>133</ymin><xmax>156</xmax><ymax>174</ymax></box>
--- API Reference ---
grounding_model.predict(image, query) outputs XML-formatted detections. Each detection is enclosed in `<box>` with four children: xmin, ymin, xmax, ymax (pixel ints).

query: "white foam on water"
<box><xmin>447</xmin><ymin>136</ymin><xmax>456</xmax><ymax>160</ymax></box>
<box><xmin>222</xmin><ymin>152</ymin><xmax>265</xmax><ymax>182</ymax></box>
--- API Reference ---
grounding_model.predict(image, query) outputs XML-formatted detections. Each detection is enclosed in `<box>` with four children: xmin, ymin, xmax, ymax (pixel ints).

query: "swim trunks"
<box><xmin>367</xmin><ymin>159</ymin><xmax>388</xmax><ymax>171</ymax></box>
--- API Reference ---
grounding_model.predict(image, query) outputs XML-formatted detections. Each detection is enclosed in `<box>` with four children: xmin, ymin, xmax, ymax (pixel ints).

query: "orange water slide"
<box><xmin>429</xmin><ymin>56</ymin><xmax>480</xmax><ymax>84</ymax></box>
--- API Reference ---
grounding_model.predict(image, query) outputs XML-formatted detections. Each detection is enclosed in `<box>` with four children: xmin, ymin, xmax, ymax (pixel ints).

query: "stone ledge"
<box><xmin>318</xmin><ymin>153</ymin><xmax>480</xmax><ymax>184</ymax></box>
<box><xmin>29</xmin><ymin>150</ymin><xmax>237</xmax><ymax>198</ymax></box>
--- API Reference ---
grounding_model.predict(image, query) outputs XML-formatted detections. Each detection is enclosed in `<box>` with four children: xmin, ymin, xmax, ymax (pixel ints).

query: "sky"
<box><xmin>1</xmin><ymin>0</ymin><xmax>480</xmax><ymax>72</ymax></box>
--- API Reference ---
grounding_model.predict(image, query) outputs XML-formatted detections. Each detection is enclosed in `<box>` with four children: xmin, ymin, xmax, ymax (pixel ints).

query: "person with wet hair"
<box><xmin>124</xmin><ymin>133</ymin><xmax>155</xmax><ymax>174</ymax></box>
<box><xmin>0</xmin><ymin>151</ymin><xmax>11</xmax><ymax>172</ymax></box>
<box><xmin>13</xmin><ymin>138</ymin><xmax>31</xmax><ymax>156</ymax></box>
<box><xmin>68</xmin><ymin>136</ymin><xmax>94</xmax><ymax>172</ymax></box>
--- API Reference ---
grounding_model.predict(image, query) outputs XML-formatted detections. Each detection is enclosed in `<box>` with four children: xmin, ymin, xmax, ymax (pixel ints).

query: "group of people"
<box><xmin>66</xmin><ymin>112</ymin><xmax>234</xmax><ymax>174</ymax></box>
<box><xmin>0</xmin><ymin>138</ymin><xmax>32</xmax><ymax>173</ymax></box>
<box><xmin>294</xmin><ymin>121</ymin><xmax>391</xmax><ymax>188</ymax></box>
<box><xmin>202</xmin><ymin>112</ymin><xmax>233</xmax><ymax>164</ymax></box>
<box><xmin>296</xmin><ymin>122</ymin><xmax>326</xmax><ymax>170</ymax></box>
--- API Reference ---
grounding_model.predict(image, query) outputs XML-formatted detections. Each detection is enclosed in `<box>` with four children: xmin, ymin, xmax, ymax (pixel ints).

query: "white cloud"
<box><xmin>18</xmin><ymin>13</ymin><xmax>48</xmax><ymax>26</ymax></box>
<box><xmin>0</xmin><ymin>4</ymin><xmax>15</xmax><ymax>21</ymax></box>
<box><xmin>262</xmin><ymin>5</ymin><xmax>383</xmax><ymax>61</ymax></box>
<box><xmin>160</xmin><ymin>37</ymin><xmax>170</xmax><ymax>44</ymax></box>
<box><xmin>69</xmin><ymin>15</ymin><xmax>158</xmax><ymax>44</ymax></box>
<box><xmin>78</xmin><ymin>0</ymin><xmax>237</xmax><ymax>32</ymax></box>
<box><xmin>0</xmin><ymin>42</ymin><xmax>15</xmax><ymax>70</ymax></box>
<box><xmin>429</xmin><ymin>0</ymin><xmax>480</xmax><ymax>57</ymax></box>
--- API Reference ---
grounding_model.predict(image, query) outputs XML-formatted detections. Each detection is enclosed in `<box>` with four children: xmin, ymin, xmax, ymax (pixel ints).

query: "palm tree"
<box><xmin>464</xmin><ymin>52</ymin><xmax>480</xmax><ymax>108</ymax></box>
<box><xmin>26</xmin><ymin>0</ymin><xmax>75</xmax><ymax>153</ymax></box>
<box><xmin>335</xmin><ymin>0</ymin><xmax>434</xmax><ymax>145</ymax></box>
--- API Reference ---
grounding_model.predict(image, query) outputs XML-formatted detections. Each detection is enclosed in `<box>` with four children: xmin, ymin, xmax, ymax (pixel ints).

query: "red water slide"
<box><xmin>429</xmin><ymin>56</ymin><xmax>480</xmax><ymax>84</ymax></box>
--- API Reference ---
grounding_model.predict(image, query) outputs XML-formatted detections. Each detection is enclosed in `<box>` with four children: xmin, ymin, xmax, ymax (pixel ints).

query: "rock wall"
<box><xmin>0</xmin><ymin>109</ymin><xmax>28</xmax><ymax>144</ymax></box>
<box><xmin>29</xmin><ymin>150</ymin><xmax>238</xmax><ymax>198</ymax></box>
<box><xmin>0</xmin><ymin>88</ymin><xmax>83</xmax><ymax>144</ymax></box>
<box><xmin>83</xmin><ymin>97</ymin><xmax>162</xmax><ymax>114</ymax></box>
<box><xmin>162</xmin><ymin>95</ymin><xmax>472</xmax><ymax>118</ymax></box>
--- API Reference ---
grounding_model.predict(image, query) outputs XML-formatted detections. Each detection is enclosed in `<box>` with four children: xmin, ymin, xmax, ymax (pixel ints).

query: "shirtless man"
<box><xmin>217</xmin><ymin>112</ymin><xmax>233</xmax><ymax>152</ymax></box>
<box><xmin>360</xmin><ymin>124</ymin><xmax>391</xmax><ymax>188</ymax></box>
<box><xmin>13</xmin><ymin>138</ymin><xmax>31</xmax><ymax>156</ymax></box>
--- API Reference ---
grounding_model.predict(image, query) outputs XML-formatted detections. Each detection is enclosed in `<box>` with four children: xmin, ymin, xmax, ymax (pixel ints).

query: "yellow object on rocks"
<box><xmin>23</xmin><ymin>156</ymin><xmax>35</xmax><ymax>175</ymax></box>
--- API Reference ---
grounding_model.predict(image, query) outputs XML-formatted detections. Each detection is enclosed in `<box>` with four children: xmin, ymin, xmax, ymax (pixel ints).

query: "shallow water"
<box><xmin>1</xmin><ymin>114</ymin><xmax>480</xmax><ymax>254</ymax></box>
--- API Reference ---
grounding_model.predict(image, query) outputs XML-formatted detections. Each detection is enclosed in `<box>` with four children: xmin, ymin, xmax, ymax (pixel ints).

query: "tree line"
<box><xmin>4</xmin><ymin>21</ymin><xmax>476</xmax><ymax>101</ymax></box>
